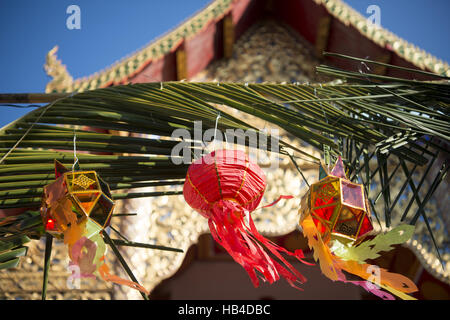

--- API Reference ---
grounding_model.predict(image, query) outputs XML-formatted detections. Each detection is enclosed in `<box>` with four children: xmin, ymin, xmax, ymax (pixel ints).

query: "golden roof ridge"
<box><xmin>44</xmin><ymin>0</ymin><xmax>449</xmax><ymax>93</ymax></box>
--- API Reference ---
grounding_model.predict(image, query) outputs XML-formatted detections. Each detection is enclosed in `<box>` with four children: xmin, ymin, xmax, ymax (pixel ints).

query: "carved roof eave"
<box><xmin>316</xmin><ymin>0</ymin><xmax>450</xmax><ymax>77</ymax></box>
<box><xmin>44</xmin><ymin>0</ymin><xmax>450</xmax><ymax>93</ymax></box>
<box><xmin>44</xmin><ymin>0</ymin><xmax>234</xmax><ymax>93</ymax></box>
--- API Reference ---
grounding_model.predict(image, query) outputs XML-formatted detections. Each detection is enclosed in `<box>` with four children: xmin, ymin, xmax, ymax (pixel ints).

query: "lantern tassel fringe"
<box><xmin>209</xmin><ymin>200</ymin><xmax>311</xmax><ymax>290</ymax></box>
<box><xmin>65</xmin><ymin>219</ymin><xmax>150</xmax><ymax>295</ymax></box>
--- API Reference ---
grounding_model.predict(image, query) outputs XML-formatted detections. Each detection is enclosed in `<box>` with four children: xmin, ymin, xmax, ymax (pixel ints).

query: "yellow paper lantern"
<box><xmin>40</xmin><ymin>160</ymin><xmax>115</xmax><ymax>237</ymax></box>
<box><xmin>299</xmin><ymin>156</ymin><xmax>373</xmax><ymax>244</ymax></box>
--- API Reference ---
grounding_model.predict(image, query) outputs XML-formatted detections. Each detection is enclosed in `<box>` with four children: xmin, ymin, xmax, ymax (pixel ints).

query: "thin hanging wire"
<box><xmin>286</xmin><ymin>149</ymin><xmax>310</xmax><ymax>188</ymax></box>
<box><xmin>314</xmin><ymin>86</ymin><xmax>332</xmax><ymax>168</ymax></box>
<box><xmin>72</xmin><ymin>130</ymin><xmax>79</xmax><ymax>171</ymax></box>
<box><xmin>0</xmin><ymin>92</ymin><xmax>75</xmax><ymax>164</ymax></box>
<box><xmin>0</xmin><ymin>103</ymin><xmax>53</xmax><ymax>164</ymax></box>
<box><xmin>212</xmin><ymin>112</ymin><xmax>221</xmax><ymax>151</ymax></box>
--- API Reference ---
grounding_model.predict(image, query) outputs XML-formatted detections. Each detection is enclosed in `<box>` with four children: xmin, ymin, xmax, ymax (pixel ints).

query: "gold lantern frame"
<box><xmin>41</xmin><ymin>165</ymin><xmax>115</xmax><ymax>237</ymax></box>
<box><xmin>64</xmin><ymin>170</ymin><xmax>115</xmax><ymax>229</ymax></box>
<box><xmin>308</xmin><ymin>173</ymin><xmax>372</xmax><ymax>244</ymax></box>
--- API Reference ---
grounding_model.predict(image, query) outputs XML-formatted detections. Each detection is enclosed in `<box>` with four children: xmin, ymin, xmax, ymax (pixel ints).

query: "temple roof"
<box><xmin>44</xmin><ymin>0</ymin><xmax>450</xmax><ymax>93</ymax></box>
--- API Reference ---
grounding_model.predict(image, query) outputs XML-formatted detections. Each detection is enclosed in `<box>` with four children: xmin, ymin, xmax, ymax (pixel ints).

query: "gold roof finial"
<box><xmin>44</xmin><ymin>45</ymin><xmax>74</xmax><ymax>93</ymax></box>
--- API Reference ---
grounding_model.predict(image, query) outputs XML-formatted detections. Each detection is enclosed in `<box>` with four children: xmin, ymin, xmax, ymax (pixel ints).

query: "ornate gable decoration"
<box><xmin>44</xmin><ymin>0</ymin><xmax>449</xmax><ymax>94</ymax></box>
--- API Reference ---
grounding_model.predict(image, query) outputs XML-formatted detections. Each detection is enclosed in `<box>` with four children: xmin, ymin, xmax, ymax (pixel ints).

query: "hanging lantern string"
<box><xmin>314</xmin><ymin>85</ymin><xmax>328</xmax><ymax>124</ymax></box>
<box><xmin>72</xmin><ymin>130</ymin><xmax>79</xmax><ymax>171</ymax></box>
<box><xmin>224</xmin><ymin>123</ymin><xmax>228</xmax><ymax>145</ymax></box>
<box><xmin>212</xmin><ymin>112</ymin><xmax>221</xmax><ymax>151</ymax></box>
<box><xmin>0</xmin><ymin>105</ymin><xmax>51</xmax><ymax>164</ymax></box>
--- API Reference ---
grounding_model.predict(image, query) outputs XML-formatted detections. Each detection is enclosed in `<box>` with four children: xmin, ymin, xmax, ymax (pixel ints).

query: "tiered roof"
<box><xmin>44</xmin><ymin>0</ymin><xmax>449</xmax><ymax>93</ymax></box>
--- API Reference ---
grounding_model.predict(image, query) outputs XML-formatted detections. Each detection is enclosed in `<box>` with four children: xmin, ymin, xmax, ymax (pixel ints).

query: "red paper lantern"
<box><xmin>184</xmin><ymin>149</ymin><xmax>309</xmax><ymax>288</ymax></box>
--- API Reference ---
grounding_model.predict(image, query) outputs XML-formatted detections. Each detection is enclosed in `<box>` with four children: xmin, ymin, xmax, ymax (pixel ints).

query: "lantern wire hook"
<box><xmin>72</xmin><ymin>130</ymin><xmax>79</xmax><ymax>171</ymax></box>
<box><xmin>315</xmin><ymin>85</ymin><xmax>333</xmax><ymax>168</ymax></box>
<box><xmin>213</xmin><ymin>112</ymin><xmax>221</xmax><ymax>151</ymax></box>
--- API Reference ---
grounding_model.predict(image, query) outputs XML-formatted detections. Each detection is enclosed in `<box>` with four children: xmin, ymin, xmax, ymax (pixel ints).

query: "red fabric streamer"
<box><xmin>257</xmin><ymin>195</ymin><xmax>294</xmax><ymax>209</ymax></box>
<box><xmin>183</xmin><ymin>149</ymin><xmax>309</xmax><ymax>289</ymax></box>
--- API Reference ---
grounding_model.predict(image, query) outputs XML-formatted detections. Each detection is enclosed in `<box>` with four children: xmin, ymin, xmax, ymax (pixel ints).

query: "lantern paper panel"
<box><xmin>299</xmin><ymin>156</ymin><xmax>418</xmax><ymax>300</ymax></box>
<box><xmin>66</xmin><ymin>171</ymin><xmax>100</xmax><ymax>193</ymax></box>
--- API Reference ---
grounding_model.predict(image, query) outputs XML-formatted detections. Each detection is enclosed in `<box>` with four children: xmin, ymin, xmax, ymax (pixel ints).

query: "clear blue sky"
<box><xmin>0</xmin><ymin>0</ymin><xmax>449</xmax><ymax>127</ymax></box>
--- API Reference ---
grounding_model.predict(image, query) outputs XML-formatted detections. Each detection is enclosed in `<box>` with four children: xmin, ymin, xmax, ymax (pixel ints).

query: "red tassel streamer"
<box><xmin>208</xmin><ymin>200</ymin><xmax>309</xmax><ymax>289</ymax></box>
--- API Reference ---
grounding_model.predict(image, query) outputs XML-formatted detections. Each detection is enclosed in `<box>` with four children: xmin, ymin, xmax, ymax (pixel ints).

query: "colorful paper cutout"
<box><xmin>41</xmin><ymin>160</ymin><xmax>148</xmax><ymax>296</ymax></box>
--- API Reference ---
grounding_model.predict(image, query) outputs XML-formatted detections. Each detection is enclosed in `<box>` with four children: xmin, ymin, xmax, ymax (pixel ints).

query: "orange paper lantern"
<box><xmin>300</xmin><ymin>156</ymin><xmax>373</xmax><ymax>244</ymax></box>
<box><xmin>40</xmin><ymin>160</ymin><xmax>114</xmax><ymax>237</ymax></box>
